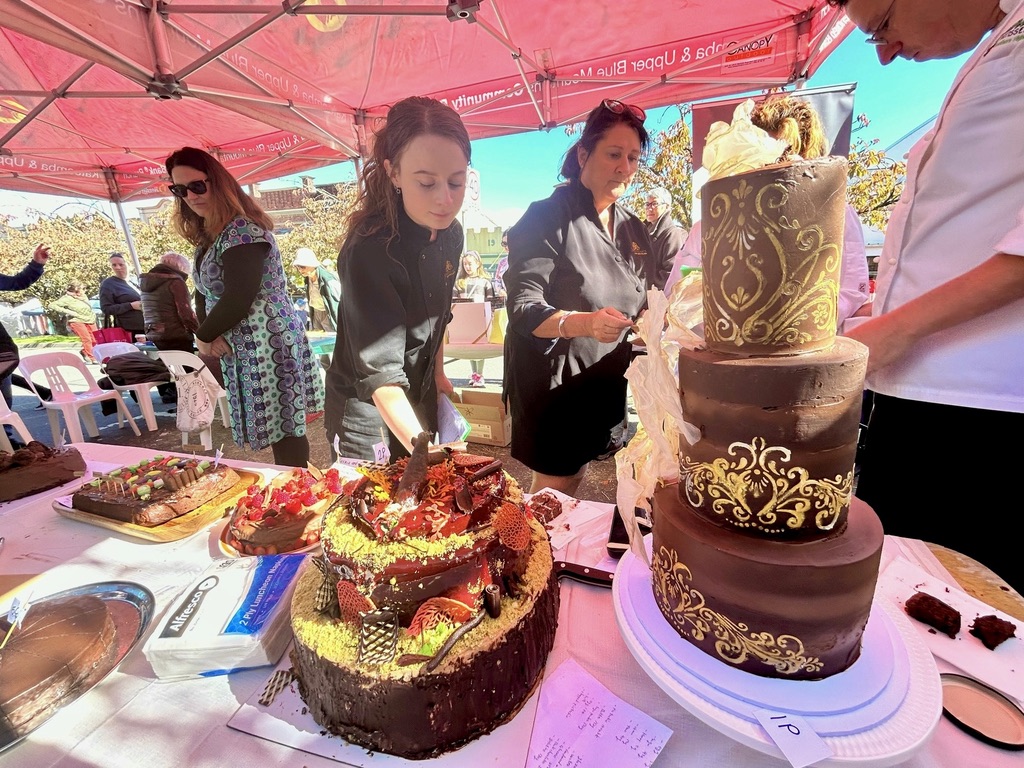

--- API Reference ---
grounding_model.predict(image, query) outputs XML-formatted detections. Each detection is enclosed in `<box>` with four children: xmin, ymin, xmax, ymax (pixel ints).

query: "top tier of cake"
<box><xmin>701</xmin><ymin>156</ymin><xmax>848</xmax><ymax>357</ymax></box>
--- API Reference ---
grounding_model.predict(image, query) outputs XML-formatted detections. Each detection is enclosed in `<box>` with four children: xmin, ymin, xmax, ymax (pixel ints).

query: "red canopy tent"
<box><xmin>0</xmin><ymin>0</ymin><xmax>854</xmax><ymax>204</ymax></box>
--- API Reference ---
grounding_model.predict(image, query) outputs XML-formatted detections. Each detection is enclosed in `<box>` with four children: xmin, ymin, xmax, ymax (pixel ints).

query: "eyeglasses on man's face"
<box><xmin>865</xmin><ymin>0</ymin><xmax>897</xmax><ymax>45</ymax></box>
<box><xmin>602</xmin><ymin>99</ymin><xmax>646</xmax><ymax>123</ymax></box>
<box><xmin>168</xmin><ymin>179</ymin><xmax>209</xmax><ymax>198</ymax></box>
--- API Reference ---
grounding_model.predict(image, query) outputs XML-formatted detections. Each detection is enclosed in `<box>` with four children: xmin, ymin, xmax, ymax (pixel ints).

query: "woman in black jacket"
<box><xmin>324</xmin><ymin>96</ymin><xmax>471</xmax><ymax>461</ymax></box>
<box><xmin>505</xmin><ymin>101</ymin><xmax>655</xmax><ymax>495</ymax></box>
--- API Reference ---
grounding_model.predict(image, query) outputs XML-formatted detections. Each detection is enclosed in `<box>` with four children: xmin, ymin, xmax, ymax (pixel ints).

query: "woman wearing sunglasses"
<box><xmin>504</xmin><ymin>99</ymin><xmax>659</xmax><ymax>496</ymax></box>
<box><xmin>165</xmin><ymin>147</ymin><xmax>324</xmax><ymax>468</ymax></box>
<box><xmin>324</xmin><ymin>96</ymin><xmax>470</xmax><ymax>461</ymax></box>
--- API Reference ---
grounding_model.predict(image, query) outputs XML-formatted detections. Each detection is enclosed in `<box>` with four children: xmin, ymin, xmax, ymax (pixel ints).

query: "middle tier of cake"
<box><xmin>677</xmin><ymin>336</ymin><xmax>867</xmax><ymax>538</ymax></box>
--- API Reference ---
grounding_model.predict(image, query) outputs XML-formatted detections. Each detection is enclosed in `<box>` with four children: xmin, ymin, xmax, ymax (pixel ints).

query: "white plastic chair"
<box><xmin>444</xmin><ymin>302</ymin><xmax>504</xmax><ymax>363</ymax></box>
<box><xmin>0</xmin><ymin>397</ymin><xmax>34</xmax><ymax>452</ymax></box>
<box><xmin>18</xmin><ymin>352</ymin><xmax>141</xmax><ymax>444</ymax></box>
<box><xmin>92</xmin><ymin>341</ymin><xmax>161</xmax><ymax>431</ymax></box>
<box><xmin>157</xmin><ymin>350</ymin><xmax>230</xmax><ymax>450</ymax></box>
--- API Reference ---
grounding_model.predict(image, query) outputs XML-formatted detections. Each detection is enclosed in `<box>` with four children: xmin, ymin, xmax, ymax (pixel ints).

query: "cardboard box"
<box><xmin>453</xmin><ymin>389</ymin><xmax>511</xmax><ymax>447</ymax></box>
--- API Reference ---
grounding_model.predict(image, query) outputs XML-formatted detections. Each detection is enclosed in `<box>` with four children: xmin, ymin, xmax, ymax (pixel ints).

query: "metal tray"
<box><xmin>0</xmin><ymin>581</ymin><xmax>155</xmax><ymax>753</ymax></box>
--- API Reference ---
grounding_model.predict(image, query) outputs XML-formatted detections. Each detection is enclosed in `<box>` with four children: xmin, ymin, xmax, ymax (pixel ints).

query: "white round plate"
<box><xmin>621</xmin><ymin>551</ymin><xmax>904</xmax><ymax>732</ymax></box>
<box><xmin>213</xmin><ymin>518</ymin><xmax>321</xmax><ymax>558</ymax></box>
<box><xmin>614</xmin><ymin>545</ymin><xmax>943</xmax><ymax>766</ymax></box>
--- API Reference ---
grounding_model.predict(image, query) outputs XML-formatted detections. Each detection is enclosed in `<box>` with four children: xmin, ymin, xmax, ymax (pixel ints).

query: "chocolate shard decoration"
<box><xmin>358</xmin><ymin>608</ymin><xmax>399</xmax><ymax>666</ymax></box>
<box><xmin>393</xmin><ymin>432</ymin><xmax>430</xmax><ymax>503</ymax></box>
<box><xmin>258</xmin><ymin>668</ymin><xmax>296</xmax><ymax>706</ymax></box>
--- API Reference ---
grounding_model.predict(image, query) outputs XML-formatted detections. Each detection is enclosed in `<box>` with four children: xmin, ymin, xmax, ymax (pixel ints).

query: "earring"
<box><xmin>394</xmin><ymin>187</ymin><xmax>402</xmax><ymax>195</ymax></box>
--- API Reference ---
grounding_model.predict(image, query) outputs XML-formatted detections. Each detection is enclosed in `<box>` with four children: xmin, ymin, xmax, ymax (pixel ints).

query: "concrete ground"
<box><xmin>6</xmin><ymin>344</ymin><xmax>627</xmax><ymax>504</ymax></box>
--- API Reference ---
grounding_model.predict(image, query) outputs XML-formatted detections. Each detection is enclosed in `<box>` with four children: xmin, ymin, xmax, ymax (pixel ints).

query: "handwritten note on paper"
<box><xmin>527</xmin><ymin>658</ymin><xmax>671</xmax><ymax>768</ymax></box>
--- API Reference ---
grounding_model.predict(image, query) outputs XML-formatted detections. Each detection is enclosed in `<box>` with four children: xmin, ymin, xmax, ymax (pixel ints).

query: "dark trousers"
<box><xmin>856</xmin><ymin>393</ymin><xmax>1024</xmax><ymax>593</ymax></box>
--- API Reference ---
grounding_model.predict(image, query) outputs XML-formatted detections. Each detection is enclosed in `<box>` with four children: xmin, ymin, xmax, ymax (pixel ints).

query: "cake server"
<box><xmin>555</xmin><ymin>560</ymin><xmax>615</xmax><ymax>588</ymax></box>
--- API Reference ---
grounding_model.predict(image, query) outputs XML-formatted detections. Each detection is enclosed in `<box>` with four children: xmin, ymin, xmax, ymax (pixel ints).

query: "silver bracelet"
<box><xmin>558</xmin><ymin>311</ymin><xmax>576</xmax><ymax>339</ymax></box>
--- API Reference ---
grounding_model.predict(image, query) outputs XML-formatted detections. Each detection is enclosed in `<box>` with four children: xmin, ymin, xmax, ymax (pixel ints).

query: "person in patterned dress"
<box><xmin>165</xmin><ymin>147</ymin><xmax>324</xmax><ymax>467</ymax></box>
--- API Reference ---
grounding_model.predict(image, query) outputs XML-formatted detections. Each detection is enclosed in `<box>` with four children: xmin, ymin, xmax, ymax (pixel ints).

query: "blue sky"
<box><xmin>1</xmin><ymin>30</ymin><xmax>970</xmax><ymax>228</ymax></box>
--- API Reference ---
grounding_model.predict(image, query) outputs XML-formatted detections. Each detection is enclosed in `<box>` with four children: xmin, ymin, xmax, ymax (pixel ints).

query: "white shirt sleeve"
<box><xmin>662</xmin><ymin>221</ymin><xmax>702</xmax><ymax>294</ymax></box>
<box><xmin>838</xmin><ymin>204</ymin><xmax>870</xmax><ymax>324</ymax></box>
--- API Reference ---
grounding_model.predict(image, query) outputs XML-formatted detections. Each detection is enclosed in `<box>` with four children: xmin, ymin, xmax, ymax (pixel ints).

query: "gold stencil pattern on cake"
<box><xmin>702</xmin><ymin>178</ymin><xmax>839</xmax><ymax>347</ymax></box>
<box><xmin>653</xmin><ymin>546</ymin><xmax>824</xmax><ymax>675</ymax></box>
<box><xmin>681</xmin><ymin>437</ymin><xmax>852</xmax><ymax>532</ymax></box>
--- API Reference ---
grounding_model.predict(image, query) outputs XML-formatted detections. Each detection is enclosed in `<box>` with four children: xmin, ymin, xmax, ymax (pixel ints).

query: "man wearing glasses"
<box><xmin>644</xmin><ymin>187</ymin><xmax>687</xmax><ymax>289</ymax></box>
<box><xmin>832</xmin><ymin>0</ymin><xmax>1024</xmax><ymax>592</ymax></box>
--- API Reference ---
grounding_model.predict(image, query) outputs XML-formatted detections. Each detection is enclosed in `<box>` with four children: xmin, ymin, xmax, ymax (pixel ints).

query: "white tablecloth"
<box><xmin>0</xmin><ymin>444</ymin><xmax>1018</xmax><ymax>767</ymax></box>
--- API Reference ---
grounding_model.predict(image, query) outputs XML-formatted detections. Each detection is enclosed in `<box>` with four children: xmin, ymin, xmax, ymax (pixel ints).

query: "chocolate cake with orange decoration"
<box><xmin>289</xmin><ymin>434</ymin><xmax>558</xmax><ymax>759</ymax></box>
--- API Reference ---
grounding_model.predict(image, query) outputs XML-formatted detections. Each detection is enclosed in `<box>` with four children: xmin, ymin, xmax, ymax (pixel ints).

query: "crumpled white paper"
<box><xmin>702</xmin><ymin>98</ymin><xmax>788</xmax><ymax>182</ymax></box>
<box><xmin>616</xmin><ymin>277</ymin><xmax>705</xmax><ymax>565</ymax></box>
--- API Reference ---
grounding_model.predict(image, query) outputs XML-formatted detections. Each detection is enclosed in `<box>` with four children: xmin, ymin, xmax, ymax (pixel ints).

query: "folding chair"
<box><xmin>92</xmin><ymin>341</ymin><xmax>162</xmax><ymax>431</ymax></box>
<box><xmin>18</xmin><ymin>351</ymin><xmax>141</xmax><ymax>444</ymax></box>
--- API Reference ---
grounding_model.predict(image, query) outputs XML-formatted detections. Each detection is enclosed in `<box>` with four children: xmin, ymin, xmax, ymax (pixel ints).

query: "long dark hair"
<box><xmin>346</xmin><ymin>96</ymin><xmax>471</xmax><ymax>243</ymax></box>
<box><xmin>560</xmin><ymin>103</ymin><xmax>651</xmax><ymax>181</ymax></box>
<box><xmin>165</xmin><ymin>147</ymin><xmax>274</xmax><ymax>250</ymax></box>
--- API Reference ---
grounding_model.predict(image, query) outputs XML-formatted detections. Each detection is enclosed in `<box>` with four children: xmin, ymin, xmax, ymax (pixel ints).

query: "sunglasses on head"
<box><xmin>168</xmin><ymin>179</ymin><xmax>209</xmax><ymax>198</ymax></box>
<box><xmin>602</xmin><ymin>99</ymin><xmax>646</xmax><ymax>123</ymax></box>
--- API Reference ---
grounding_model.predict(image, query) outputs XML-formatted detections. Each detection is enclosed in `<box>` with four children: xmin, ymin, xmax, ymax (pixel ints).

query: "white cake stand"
<box><xmin>613</xmin><ymin>543</ymin><xmax>942</xmax><ymax>766</ymax></box>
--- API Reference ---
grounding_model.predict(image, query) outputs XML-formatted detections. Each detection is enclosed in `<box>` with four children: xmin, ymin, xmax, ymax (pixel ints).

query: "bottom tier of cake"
<box><xmin>651</xmin><ymin>484</ymin><xmax>883</xmax><ymax>680</ymax></box>
<box><xmin>290</xmin><ymin>520</ymin><xmax>559</xmax><ymax>760</ymax></box>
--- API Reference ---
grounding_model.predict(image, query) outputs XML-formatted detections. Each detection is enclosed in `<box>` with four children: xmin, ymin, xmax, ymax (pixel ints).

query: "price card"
<box><xmin>753</xmin><ymin>709</ymin><xmax>832</xmax><ymax>768</ymax></box>
<box><xmin>527</xmin><ymin>658</ymin><xmax>671</xmax><ymax>768</ymax></box>
<box><xmin>372</xmin><ymin>441</ymin><xmax>391</xmax><ymax>464</ymax></box>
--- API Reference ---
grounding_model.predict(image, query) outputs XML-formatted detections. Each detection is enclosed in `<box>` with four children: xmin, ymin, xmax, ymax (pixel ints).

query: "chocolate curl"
<box><xmin>483</xmin><ymin>584</ymin><xmax>501</xmax><ymax>618</ymax></box>
<box><xmin>469</xmin><ymin>460</ymin><xmax>503</xmax><ymax>482</ymax></box>
<box><xmin>257</xmin><ymin>669</ymin><xmax>295</xmax><ymax>706</ymax></box>
<box><xmin>424</xmin><ymin>610</ymin><xmax>486</xmax><ymax>673</ymax></box>
<box><xmin>393</xmin><ymin>432</ymin><xmax>430</xmax><ymax>503</ymax></box>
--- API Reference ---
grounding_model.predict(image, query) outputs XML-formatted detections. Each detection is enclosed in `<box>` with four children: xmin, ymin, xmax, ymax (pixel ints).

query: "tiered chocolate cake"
<box><xmin>652</xmin><ymin>157</ymin><xmax>884</xmax><ymax>680</ymax></box>
<box><xmin>290</xmin><ymin>436</ymin><xmax>558</xmax><ymax>759</ymax></box>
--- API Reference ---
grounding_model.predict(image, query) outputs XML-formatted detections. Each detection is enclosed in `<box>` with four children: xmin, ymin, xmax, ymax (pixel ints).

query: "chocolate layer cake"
<box><xmin>72</xmin><ymin>456</ymin><xmax>240</xmax><ymax>526</ymax></box>
<box><xmin>651</xmin><ymin>156</ymin><xmax>884</xmax><ymax>680</ymax></box>
<box><xmin>290</xmin><ymin>437</ymin><xmax>559</xmax><ymax>759</ymax></box>
<box><xmin>0</xmin><ymin>595</ymin><xmax>117</xmax><ymax>738</ymax></box>
<box><xmin>0</xmin><ymin>442</ymin><xmax>86</xmax><ymax>503</ymax></box>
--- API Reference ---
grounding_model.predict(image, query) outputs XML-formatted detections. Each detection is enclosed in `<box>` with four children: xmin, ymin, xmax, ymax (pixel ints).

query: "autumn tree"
<box><xmin>846</xmin><ymin>137</ymin><xmax>905</xmax><ymax>231</ymax></box>
<box><xmin>275</xmin><ymin>182</ymin><xmax>358</xmax><ymax>292</ymax></box>
<box><xmin>624</xmin><ymin>105</ymin><xmax>694</xmax><ymax>229</ymax></box>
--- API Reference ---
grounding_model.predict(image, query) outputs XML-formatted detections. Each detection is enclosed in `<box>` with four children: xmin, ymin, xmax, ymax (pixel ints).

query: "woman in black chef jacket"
<box><xmin>504</xmin><ymin>100</ymin><xmax>657</xmax><ymax>496</ymax></box>
<box><xmin>324</xmin><ymin>96</ymin><xmax>471</xmax><ymax>460</ymax></box>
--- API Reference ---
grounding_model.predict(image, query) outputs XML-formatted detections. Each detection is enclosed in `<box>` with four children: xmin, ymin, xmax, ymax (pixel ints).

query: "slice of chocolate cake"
<box><xmin>969</xmin><ymin>614</ymin><xmax>1017</xmax><ymax>650</ymax></box>
<box><xmin>905</xmin><ymin>592</ymin><xmax>961</xmax><ymax>638</ymax></box>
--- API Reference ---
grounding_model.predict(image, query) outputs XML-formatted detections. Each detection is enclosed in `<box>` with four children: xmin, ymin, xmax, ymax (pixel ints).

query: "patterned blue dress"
<box><xmin>193</xmin><ymin>217</ymin><xmax>324</xmax><ymax>450</ymax></box>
